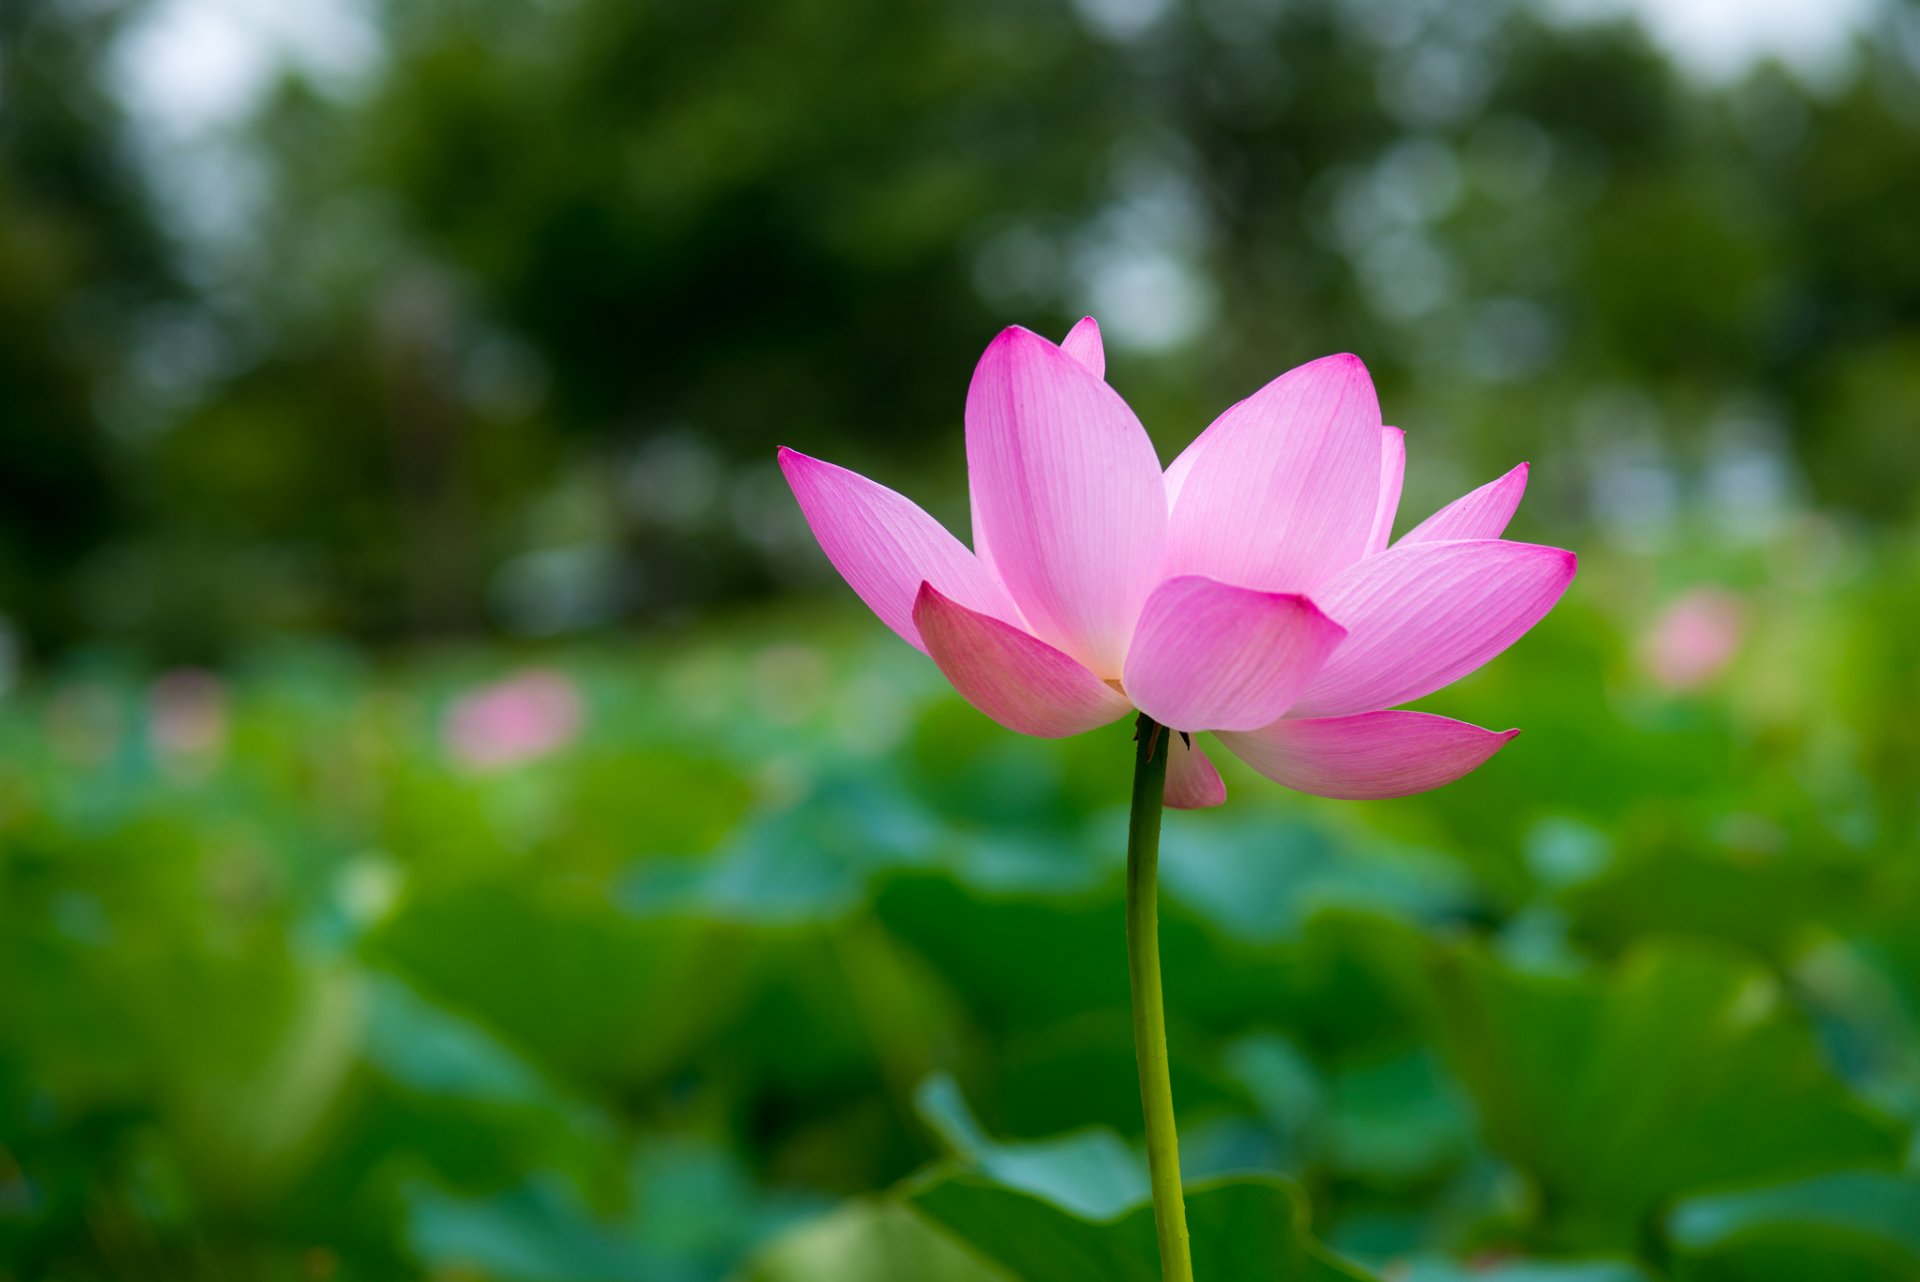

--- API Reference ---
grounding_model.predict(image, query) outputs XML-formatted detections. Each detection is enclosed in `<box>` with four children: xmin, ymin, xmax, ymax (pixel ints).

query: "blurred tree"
<box><xmin>132</xmin><ymin>0</ymin><xmax>1139</xmax><ymax>648</ymax></box>
<box><xmin>0</xmin><ymin>0</ymin><xmax>177</xmax><ymax>651</ymax></box>
<box><xmin>5</xmin><ymin>0</ymin><xmax>1920</xmax><ymax>652</ymax></box>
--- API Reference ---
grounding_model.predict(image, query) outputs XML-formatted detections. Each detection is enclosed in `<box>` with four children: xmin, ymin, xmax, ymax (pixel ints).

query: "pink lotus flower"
<box><xmin>148</xmin><ymin>667</ymin><xmax>229</xmax><ymax>767</ymax></box>
<box><xmin>780</xmin><ymin>320</ymin><xmax>1574</xmax><ymax>807</ymax></box>
<box><xmin>443</xmin><ymin>667</ymin><xmax>585</xmax><ymax>770</ymax></box>
<box><xmin>1641</xmin><ymin>587</ymin><xmax>1745</xmax><ymax>692</ymax></box>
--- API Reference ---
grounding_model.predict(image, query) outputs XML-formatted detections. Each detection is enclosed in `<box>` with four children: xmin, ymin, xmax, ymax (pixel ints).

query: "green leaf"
<box><xmin>736</xmin><ymin>1199</ymin><xmax>1010</xmax><ymax>1282</ymax></box>
<box><xmin>914</xmin><ymin>1073</ymin><xmax>1147</xmax><ymax>1219</ymax></box>
<box><xmin>1395</xmin><ymin>1259</ymin><xmax>1656</xmax><ymax>1282</ymax></box>
<box><xmin>370</xmin><ymin>880</ymin><xmax>758</xmax><ymax>1089</ymax></box>
<box><xmin>900</xmin><ymin>1075</ymin><xmax>1376</xmax><ymax>1281</ymax></box>
<box><xmin>1431</xmin><ymin>941</ymin><xmax>1904</xmax><ymax>1248</ymax></box>
<box><xmin>906</xmin><ymin>1170</ymin><xmax>1375</xmax><ymax>1282</ymax></box>
<box><xmin>1667</xmin><ymin>1170</ymin><xmax>1920</xmax><ymax>1282</ymax></box>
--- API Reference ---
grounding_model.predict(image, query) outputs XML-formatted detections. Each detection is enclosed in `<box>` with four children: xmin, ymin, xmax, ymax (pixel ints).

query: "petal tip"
<box><xmin>775</xmin><ymin>445</ymin><xmax>820</xmax><ymax>481</ymax></box>
<box><xmin>1521</xmin><ymin>541</ymin><xmax>1580</xmax><ymax>582</ymax></box>
<box><xmin>989</xmin><ymin>323</ymin><xmax>1044</xmax><ymax>351</ymax></box>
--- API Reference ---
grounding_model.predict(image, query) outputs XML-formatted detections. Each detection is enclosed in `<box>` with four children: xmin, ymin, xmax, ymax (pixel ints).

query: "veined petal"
<box><xmin>1217</xmin><ymin>711</ymin><xmax>1517</xmax><ymax>800</ymax></box>
<box><xmin>966</xmin><ymin>326</ymin><xmax>1166</xmax><ymax>677</ymax></box>
<box><xmin>1401</xmin><ymin>463</ymin><xmax>1529</xmax><ymax>544</ymax></box>
<box><xmin>1060</xmin><ymin>316</ymin><xmax>1105</xmax><ymax>379</ymax></box>
<box><xmin>1165</xmin><ymin>733</ymin><xmax>1227</xmax><ymax>809</ymax></box>
<box><xmin>1289</xmin><ymin>539</ymin><xmax>1576</xmax><ymax>718</ymax></box>
<box><xmin>1368</xmin><ymin>427</ymin><xmax>1406</xmax><ymax>555</ymax></box>
<box><xmin>915</xmin><ymin>584</ymin><xmax>1133</xmax><ymax>738</ymax></box>
<box><xmin>1162</xmin><ymin>353</ymin><xmax>1382</xmax><ymax>593</ymax></box>
<box><xmin>780</xmin><ymin>447</ymin><xmax>1019</xmax><ymax>653</ymax></box>
<box><xmin>1123</xmin><ymin>575</ymin><xmax>1346</xmax><ymax>731</ymax></box>
<box><xmin>973</xmin><ymin>319</ymin><xmax>1107</xmax><ymax>577</ymax></box>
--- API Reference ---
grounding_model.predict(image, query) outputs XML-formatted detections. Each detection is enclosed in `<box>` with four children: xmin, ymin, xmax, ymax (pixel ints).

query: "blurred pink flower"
<box><xmin>444</xmin><ymin>667</ymin><xmax>584</xmax><ymax>770</ymax></box>
<box><xmin>1641</xmin><ymin>588</ymin><xmax>1746</xmax><ymax>692</ymax></box>
<box><xmin>148</xmin><ymin>668</ymin><xmax>229</xmax><ymax>767</ymax></box>
<box><xmin>781</xmin><ymin>319</ymin><xmax>1575</xmax><ymax>806</ymax></box>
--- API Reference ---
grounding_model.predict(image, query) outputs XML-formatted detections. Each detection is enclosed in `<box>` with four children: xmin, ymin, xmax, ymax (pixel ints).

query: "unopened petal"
<box><xmin>1368</xmin><ymin>427</ymin><xmax>1406</xmax><ymax>555</ymax></box>
<box><xmin>1288</xmin><ymin>539</ymin><xmax>1576</xmax><ymax>718</ymax></box>
<box><xmin>965</xmin><ymin>326</ymin><xmax>1166</xmax><ymax>677</ymax></box>
<box><xmin>780</xmin><ymin>447</ymin><xmax>1018</xmax><ymax>653</ymax></box>
<box><xmin>1401</xmin><ymin>462</ymin><xmax>1529</xmax><ymax>544</ymax></box>
<box><xmin>1161</xmin><ymin>353</ymin><xmax>1383</xmax><ymax>593</ymax></box>
<box><xmin>1165</xmin><ymin>733</ymin><xmax>1227</xmax><ymax>809</ymax></box>
<box><xmin>1123</xmin><ymin>575</ymin><xmax>1346</xmax><ymax>732</ymax></box>
<box><xmin>1060</xmin><ymin>316</ymin><xmax>1106</xmax><ymax>379</ymax></box>
<box><xmin>915</xmin><ymin>583</ymin><xmax>1133</xmax><ymax>738</ymax></box>
<box><xmin>1217</xmin><ymin>711</ymin><xmax>1517</xmax><ymax>799</ymax></box>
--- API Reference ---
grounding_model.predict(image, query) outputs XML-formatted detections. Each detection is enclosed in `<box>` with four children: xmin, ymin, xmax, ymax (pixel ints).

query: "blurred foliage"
<box><xmin>6</xmin><ymin>520</ymin><xmax>1920</xmax><ymax>1278</ymax></box>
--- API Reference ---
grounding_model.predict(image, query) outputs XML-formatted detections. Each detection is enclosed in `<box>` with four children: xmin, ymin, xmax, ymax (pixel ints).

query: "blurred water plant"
<box><xmin>4</xmin><ymin>517</ymin><xmax>1920</xmax><ymax>1277</ymax></box>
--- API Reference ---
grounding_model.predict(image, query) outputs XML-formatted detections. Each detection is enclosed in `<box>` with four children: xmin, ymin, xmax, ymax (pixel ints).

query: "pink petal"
<box><xmin>1060</xmin><ymin>316</ymin><xmax>1105</xmax><ymax>379</ymax></box>
<box><xmin>780</xmin><ymin>448</ymin><xmax>1020</xmax><ymax>653</ymax></box>
<box><xmin>1368</xmin><ymin>427</ymin><xmax>1406</xmax><ymax>555</ymax></box>
<box><xmin>1401</xmin><ymin>463</ymin><xmax>1528</xmax><ymax>544</ymax></box>
<box><xmin>1289</xmin><ymin>539</ymin><xmax>1576</xmax><ymax>718</ymax></box>
<box><xmin>1216</xmin><ymin>711</ymin><xmax>1518</xmax><ymax>800</ymax></box>
<box><xmin>1162</xmin><ymin>354</ymin><xmax>1383</xmax><ymax>593</ymax></box>
<box><xmin>1162</xmin><ymin>427</ymin><xmax>1203</xmax><ymax>513</ymax></box>
<box><xmin>969</xmin><ymin>488</ymin><xmax>996</xmax><ymax>579</ymax></box>
<box><xmin>965</xmin><ymin>326</ymin><xmax>1167</xmax><ymax>677</ymax></box>
<box><xmin>1122</xmin><ymin>575</ymin><xmax>1347</xmax><ymax>731</ymax></box>
<box><xmin>976</xmin><ymin>320</ymin><xmax>1107</xmax><ymax>577</ymax></box>
<box><xmin>914</xmin><ymin>583</ymin><xmax>1133</xmax><ymax>738</ymax></box>
<box><xmin>1165</xmin><ymin>733</ymin><xmax>1226</xmax><ymax>809</ymax></box>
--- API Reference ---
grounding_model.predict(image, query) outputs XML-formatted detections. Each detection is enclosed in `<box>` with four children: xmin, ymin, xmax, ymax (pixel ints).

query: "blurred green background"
<box><xmin>4</xmin><ymin>0</ymin><xmax>1920</xmax><ymax>1278</ymax></box>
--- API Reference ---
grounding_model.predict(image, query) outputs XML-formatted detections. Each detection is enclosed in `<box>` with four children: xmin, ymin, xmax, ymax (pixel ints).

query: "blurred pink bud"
<box><xmin>443</xmin><ymin>667</ymin><xmax>584</xmax><ymax>770</ymax></box>
<box><xmin>1641</xmin><ymin>588</ymin><xmax>1746</xmax><ymax>692</ymax></box>
<box><xmin>148</xmin><ymin>668</ymin><xmax>229</xmax><ymax>765</ymax></box>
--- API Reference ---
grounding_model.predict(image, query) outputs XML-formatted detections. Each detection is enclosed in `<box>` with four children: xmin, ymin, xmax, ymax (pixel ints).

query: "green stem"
<box><xmin>1127</xmin><ymin>713</ymin><xmax>1194</xmax><ymax>1282</ymax></box>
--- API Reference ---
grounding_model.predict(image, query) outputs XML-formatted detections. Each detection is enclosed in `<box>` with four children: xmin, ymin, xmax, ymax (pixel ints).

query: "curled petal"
<box><xmin>914</xmin><ymin>583</ymin><xmax>1133</xmax><ymax>738</ymax></box>
<box><xmin>966</xmin><ymin>326</ymin><xmax>1166</xmax><ymax>677</ymax></box>
<box><xmin>1162</xmin><ymin>353</ymin><xmax>1382</xmax><ymax>593</ymax></box>
<box><xmin>1401</xmin><ymin>462</ymin><xmax>1529</xmax><ymax>544</ymax></box>
<box><xmin>1368</xmin><ymin>427</ymin><xmax>1406</xmax><ymax>555</ymax></box>
<box><xmin>1217</xmin><ymin>711</ymin><xmax>1518</xmax><ymax>800</ymax></box>
<box><xmin>780</xmin><ymin>448</ymin><xmax>1018</xmax><ymax>653</ymax></box>
<box><xmin>1290</xmin><ymin>539</ymin><xmax>1576</xmax><ymax>718</ymax></box>
<box><xmin>1123</xmin><ymin>575</ymin><xmax>1346</xmax><ymax>732</ymax></box>
<box><xmin>1060</xmin><ymin>316</ymin><xmax>1105</xmax><ymax>379</ymax></box>
<box><xmin>1165</xmin><ymin>733</ymin><xmax>1226</xmax><ymax>809</ymax></box>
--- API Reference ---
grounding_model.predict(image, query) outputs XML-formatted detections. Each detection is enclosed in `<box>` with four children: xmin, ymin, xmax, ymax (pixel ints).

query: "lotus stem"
<box><xmin>1127</xmin><ymin>712</ymin><xmax>1194</xmax><ymax>1281</ymax></box>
